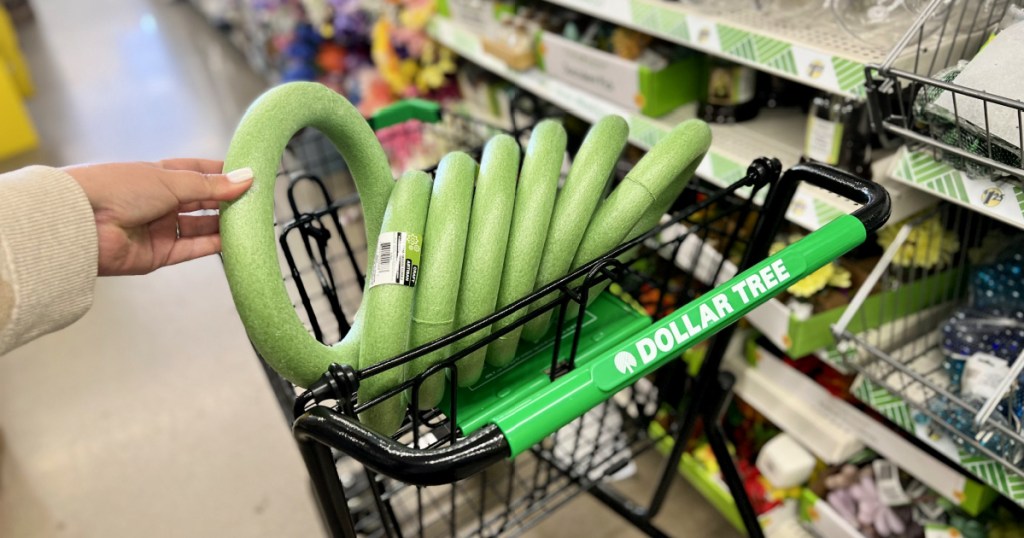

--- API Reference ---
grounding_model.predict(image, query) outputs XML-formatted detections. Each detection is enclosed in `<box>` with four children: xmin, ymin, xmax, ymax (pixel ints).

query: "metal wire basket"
<box><xmin>866</xmin><ymin>0</ymin><xmax>1023</xmax><ymax>180</ymax></box>
<box><xmin>832</xmin><ymin>201</ymin><xmax>1024</xmax><ymax>504</ymax></box>
<box><xmin>250</xmin><ymin>100</ymin><xmax>889</xmax><ymax>538</ymax></box>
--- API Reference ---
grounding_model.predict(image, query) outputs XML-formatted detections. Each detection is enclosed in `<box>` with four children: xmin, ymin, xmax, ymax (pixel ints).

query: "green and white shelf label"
<box><xmin>891</xmin><ymin>147</ymin><xmax>1024</xmax><ymax>231</ymax></box>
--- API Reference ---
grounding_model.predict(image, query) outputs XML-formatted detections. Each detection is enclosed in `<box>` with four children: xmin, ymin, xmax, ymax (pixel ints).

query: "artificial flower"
<box><xmin>877</xmin><ymin>214</ymin><xmax>960</xmax><ymax>269</ymax></box>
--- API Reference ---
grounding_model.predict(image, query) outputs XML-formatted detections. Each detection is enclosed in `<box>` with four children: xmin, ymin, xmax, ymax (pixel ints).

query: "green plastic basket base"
<box><xmin>445</xmin><ymin>292</ymin><xmax>652</xmax><ymax>435</ymax></box>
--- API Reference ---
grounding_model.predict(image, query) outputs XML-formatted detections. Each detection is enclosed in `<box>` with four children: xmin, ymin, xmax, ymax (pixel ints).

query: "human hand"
<box><xmin>63</xmin><ymin>159</ymin><xmax>253</xmax><ymax>276</ymax></box>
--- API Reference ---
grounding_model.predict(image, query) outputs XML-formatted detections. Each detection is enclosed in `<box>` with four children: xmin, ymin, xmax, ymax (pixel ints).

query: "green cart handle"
<box><xmin>294</xmin><ymin>162</ymin><xmax>891</xmax><ymax>485</ymax></box>
<box><xmin>367</xmin><ymin>98</ymin><xmax>442</xmax><ymax>130</ymax></box>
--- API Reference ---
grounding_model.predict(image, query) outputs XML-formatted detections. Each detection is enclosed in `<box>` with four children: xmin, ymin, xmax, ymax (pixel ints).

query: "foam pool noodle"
<box><xmin>567</xmin><ymin>119</ymin><xmax>710</xmax><ymax>313</ymax></box>
<box><xmin>452</xmin><ymin>135</ymin><xmax>520</xmax><ymax>385</ymax></box>
<box><xmin>521</xmin><ymin>115</ymin><xmax>629</xmax><ymax>342</ymax></box>
<box><xmin>407</xmin><ymin>152</ymin><xmax>476</xmax><ymax>409</ymax></box>
<box><xmin>484</xmin><ymin>120</ymin><xmax>566</xmax><ymax>370</ymax></box>
<box><xmin>358</xmin><ymin>170</ymin><xmax>432</xmax><ymax>435</ymax></box>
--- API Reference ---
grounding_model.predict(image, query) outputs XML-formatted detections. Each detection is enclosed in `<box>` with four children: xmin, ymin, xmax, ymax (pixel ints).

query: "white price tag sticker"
<box><xmin>370</xmin><ymin>231</ymin><xmax>421</xmax><ymax>289</ymax></box>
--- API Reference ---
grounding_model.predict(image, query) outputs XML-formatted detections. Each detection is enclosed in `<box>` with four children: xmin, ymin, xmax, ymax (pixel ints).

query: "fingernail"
<box><xmin>226</xmin><ymin>167</ymin><xmax>254</xmax><ymax>183</ymax></box>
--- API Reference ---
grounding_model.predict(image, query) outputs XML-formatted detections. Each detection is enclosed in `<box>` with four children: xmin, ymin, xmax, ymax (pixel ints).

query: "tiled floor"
<box><xmin>0</xmin><ymin>1</ymin><xmax>738</xmax><ymax>536</ymax></box>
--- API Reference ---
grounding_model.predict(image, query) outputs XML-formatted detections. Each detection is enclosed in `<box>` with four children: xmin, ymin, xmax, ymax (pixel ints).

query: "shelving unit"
<box><xmin>540</xmin><ymin>0</ymin><xmax>888</xmax><ymax>98</ymax></box>
<box><xmin>654</xmin><ymin>220</ymin><xmax>968</xmax><ymax>535</ymax></box>
<box><xmin>728</xmin><ymin>343</ymin><xmax>996</xmax><ymax>515</ymax></box>
<box><xmin>829</xmin><ymin>188</ymin><xmax>1024</xmax><ymax>510</ymax></box>
<box><xmin>655</xmin><ymin>184</ymin><xmax>934</xmax><ymax>360</ymax></box>
<box><xmin>725</xmin><ymin>341</ymin><xmax>864</xmax><ymax>465</ymax></box>
<box><xmin>649</xmin><ymin>337</ymin><xmax>995</xmax><ymax>532</ymax></box>
<box><xmin>429</xmin><ymin>16</ymin><xmax>934</xmax><ymax>232</ymax></box>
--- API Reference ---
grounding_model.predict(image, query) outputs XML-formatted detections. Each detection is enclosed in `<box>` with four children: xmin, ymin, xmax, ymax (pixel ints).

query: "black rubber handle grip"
<box><xmin>294</xmin><ymin>406</ymin><xmax>510</xmax><ymax>486</ymax></box>
<box><xmin>781</xmin><ymin>162</ymin><xmax>892</xmax><ymax>233</ymax></box>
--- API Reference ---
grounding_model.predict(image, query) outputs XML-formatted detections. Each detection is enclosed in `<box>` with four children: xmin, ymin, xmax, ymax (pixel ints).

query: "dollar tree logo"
<box><xmin>614</xmin><ymin>351</ymin><xmax>638</xmax><ymax>375</ymax></box>
<box><xmin>807</xmin><ymin>60</ymin><xmax>824</xmax><ymax>79</ymax></box>
<box><xmin>609</xmin><ymin>259</ymin><xmax>793</xmax><ymax>378</ymax></box>
<box><xmin>981</xmin><ymin>187</ymin><xmax>1004</xmax><ymax>207</ymax></box>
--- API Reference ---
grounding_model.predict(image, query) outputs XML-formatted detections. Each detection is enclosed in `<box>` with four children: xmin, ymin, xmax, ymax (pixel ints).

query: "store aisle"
<box><xmin>0</xmin><ymin>1</ymin><xmax>742</xmax><ymax>536</ymax></box>
<box><xmin>0</xmin><ymin>1</ymin><xmax>324</xmax><ymax>536</ymax></box>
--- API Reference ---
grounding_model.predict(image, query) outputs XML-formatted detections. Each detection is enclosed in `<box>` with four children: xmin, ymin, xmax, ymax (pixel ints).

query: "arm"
<box><xmin>0</xmin><ymin>166</ymin><xmax>97</xmax><ymax>355</ymax></box>
<box><xmin>0</xmin><ymin>160</ymin><xmax>253</xmax><ymax>355</ymax></box>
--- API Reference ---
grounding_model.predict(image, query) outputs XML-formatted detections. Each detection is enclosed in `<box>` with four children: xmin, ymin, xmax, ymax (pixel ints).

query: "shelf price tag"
<box><xmin>685</xmin><ymin>16</ymin><xmax>721</xmax><ymax>52</ymax></box>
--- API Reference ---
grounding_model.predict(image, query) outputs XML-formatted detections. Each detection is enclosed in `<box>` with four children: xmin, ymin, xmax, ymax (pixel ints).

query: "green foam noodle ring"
<box><xmin>358</xmin><ymin>170</ymin><xmax>433</xmax><ymax>435</ymax></box>
<box><xmin>484</xmin><ymin>120</ymin><xmax>567</xmax><ymax>371</ymax></box>
<box><xmin>408</xmin><ymin>152</ymin><xmax>477</xmax><ymax>409</ymax></box>
<box><xmin>452</xmin><ymin>135</ymin><xmax>520</xmax><ymax>386</ymax></box>
<box><xmin>221</xmin><ymin>82</ymin><xmax>394</xmax><ymax>388</ymax></box>
<box><xmin>521</xmin><ymin>115</ymin><xmax>629</xmax><ymax>343</ymax></box>
<box><xmin>568</xmin><ymin>119</ymin><xmax>711</xmax><ymax>310</ymax></box>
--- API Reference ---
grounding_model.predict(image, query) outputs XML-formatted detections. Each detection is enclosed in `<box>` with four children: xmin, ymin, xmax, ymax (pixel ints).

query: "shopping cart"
<box><xmin>245</xmin><ymin>99</ymin><xmax>890</xmax><ymax>538</ymax></box>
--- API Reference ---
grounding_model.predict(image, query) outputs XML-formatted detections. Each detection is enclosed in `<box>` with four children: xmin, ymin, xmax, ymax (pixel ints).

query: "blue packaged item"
<box><xmin>970</xmin><ymin>247</ymin><xmax>1024</xmax><ymax>314</ymax></box>
<box><xmin>942</xmin><ymin>308</ymin><xmax>1024</xmax><ymax>391</ymax></box>
<box><xmin>928</xmin><ymin>395</ymin><xmax>1024</xmax><ymax>465</ymax></box>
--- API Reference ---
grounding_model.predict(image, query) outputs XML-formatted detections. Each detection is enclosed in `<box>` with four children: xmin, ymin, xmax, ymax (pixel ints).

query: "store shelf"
<box><xmin>726</xmin><ymin>342</ymin><xmax>864</xmax><ymax>464</ymax></box>
<box><xmin>539</xmin><ymin>0</ymin><xmax>889</xmax><ymax>98</ymax></box>
<box><xmin>740</xmin><ymin>258</ymin><xmax>950</xmax><ymax>359</ymax></box>
<box><xmin>430</xmin><ymin>16</ymin><xmax>933</xmax><ymax>232</ymax></box>
<box><xmin>889</xmin><ymin>146</ymin><xmax>1024</xmax><ymax>231</ymax></box>
<box><xmin>428</xmin><ymin>15</ymin><xmax>802</xmax><ymax>185</ymax></box>
<box><xmin>726</xmin><ymin>343</ymin><xmax>993</xmax><ymax>513</ymax></box>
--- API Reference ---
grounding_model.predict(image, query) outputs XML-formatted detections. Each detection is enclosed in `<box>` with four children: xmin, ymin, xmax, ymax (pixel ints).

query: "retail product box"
<box><xmin>535</xmin><ymin>31</ymin><xmax>699</xmax><ymax>118</ymax></box>
<box><xmin>734</xmin><ymin>341</ymin><xmax>865</xmax><ymax>464</ymax></box>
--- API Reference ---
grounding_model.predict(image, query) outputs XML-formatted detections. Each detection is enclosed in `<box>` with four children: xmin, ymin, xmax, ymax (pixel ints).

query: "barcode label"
<box><xmin>370</xmin><ymin>231</ymin><xmax>421</xmax><ymax>289</ymax></box>
<box><xmin>378</xmin><ymin>241</ymin><xmax>392</xmax><ymax>273</ymax></box>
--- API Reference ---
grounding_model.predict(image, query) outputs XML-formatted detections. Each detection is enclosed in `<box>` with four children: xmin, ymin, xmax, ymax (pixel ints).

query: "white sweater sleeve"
<box><xmin>0</xmin><ymin>165</ymin><xmax>98</xmax><ymax>355</ymax></box>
